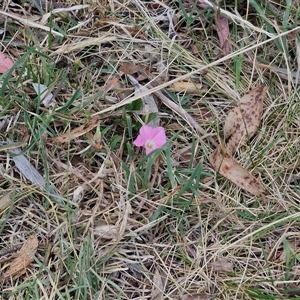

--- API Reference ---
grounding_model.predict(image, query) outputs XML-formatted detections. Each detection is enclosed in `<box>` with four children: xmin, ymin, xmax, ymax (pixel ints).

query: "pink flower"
<box><xmin>133</xmin><ymin>124</ymin><xmax>167</xmax><ymax>154</ymax></box>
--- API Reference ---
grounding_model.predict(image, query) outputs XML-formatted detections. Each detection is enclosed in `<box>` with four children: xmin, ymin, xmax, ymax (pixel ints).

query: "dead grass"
<box><xmin>0</xmin><ymin>0</ymin><xmax>300</xmax><ymax>299</ymax></box>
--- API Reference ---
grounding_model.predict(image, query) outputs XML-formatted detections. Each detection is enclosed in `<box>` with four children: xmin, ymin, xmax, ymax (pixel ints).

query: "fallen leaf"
<box><xmin>181</xmin><ymin>294</ymin><xmax>211</xmax><ymax>300</ymax></box>
<box><xmin>4</xmin><ymin>235</ymin><xmax>39</xmax><ymax>280</ymax></box>
<box><xmin>209</xmin><ymin>144</ymin><xmax>265</xmax><ymax>199</ymax></box>
<box><xmin>119</xmin><ymin>63</ymin><xmax>140</xmax><ymax>75</ymax></box>
<box><xmin>214</xmin><ymin>13</ymin><xmax>230</xmax><ymax>54</ymax></box>
<box><xmin>191</xmin><ymin>106</ymin><xmax>212</xmax><ymax>123</ymax></box>
<box><xmin>224</xmin><ymin>85</ymin><xmax>267</xmax><ymax>156</ymax></box>
<box><xmin>94</xmin><ymin>224</ymin><xmax>120</xmax><ymax>240</ymax></box>
<box><xmin>208</xmin><ymin>257</ymin><xmax>233</xmax><ymax>273</ymax></box>
<box><xmin>0</xmin><ymin>51</ymin><xmax>14</xmax><ymax>73</ymax></box>
<box><xmin>151</xmin><ymin>269</ymin><xmax>165</xmax><ymax>300</ymax></box>
<box><xmin>48</xmin><ymin>117</ymin><xmax>99</xmax><ymax>143</ymax></box>
<box><xmin>102</xmin><ymin>75</ymin><xmax>120</xmax><ymax>93</ymax></box>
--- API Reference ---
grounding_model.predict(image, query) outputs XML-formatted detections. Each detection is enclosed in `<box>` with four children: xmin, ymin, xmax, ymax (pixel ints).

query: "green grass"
<box><xmin>1</xmin><ymin>0</ymin><xmax>300</xmax><ymax>299</ymax></box>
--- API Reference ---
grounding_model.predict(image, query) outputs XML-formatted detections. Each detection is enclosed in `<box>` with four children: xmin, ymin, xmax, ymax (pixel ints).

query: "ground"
<box><xmin>0</xmin><ymin>0</ymin><xmax>300</xmax><ymax>299</ymax></box>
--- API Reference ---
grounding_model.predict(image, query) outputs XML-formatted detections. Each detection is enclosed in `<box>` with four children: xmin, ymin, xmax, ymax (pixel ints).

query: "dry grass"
<box><xmin>0</xmin><ymin>0</ymin><xmax>300</xmax><ymax>299</ymax></box>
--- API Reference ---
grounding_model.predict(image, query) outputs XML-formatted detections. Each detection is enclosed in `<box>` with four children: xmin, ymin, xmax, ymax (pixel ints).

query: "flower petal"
<box><xmin>151</xmin><ymin>127</ymin><xmax>167</xmax><ymax>147</ymax></box>
<box><xmin>145</xmin><ymin>147</ymin><xmax>153</xmax><ymax>155</ymax></box>
<box><xmin>139</xmin><ymin>124</ymin><xmax>155</xmax><ymax>140</ymax></box>
<box><xmin>133</xmin><ymin>135</ymin><xmax>146</xmax><ymax>147</ymax></box>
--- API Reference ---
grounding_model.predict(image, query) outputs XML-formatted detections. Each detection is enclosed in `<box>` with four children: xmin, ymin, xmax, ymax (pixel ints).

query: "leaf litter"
<box><xmin>223</xmin><ymin>85</ymin><xmax>267</xmax><ymax>156</ymax></box>
<box><xmin>214</xmin><ymin>13</ymin><xmax>230</xmax><ymax>54</ymax></box>
<box><xmin>3</xmin><ymin>235</ymin><xmax>39</xmax><ymax>280</ymax></box>
<box><xmin>208</xmin><ymin>257</ymin><xmax>233</xmax><ymax>274</ymax></box>
<box><xmin>0</xmin><ymin>0</ymin><xmax>298</xmax><ymax>299</ymax></box>
<box><xmin>210</xmin><ymin>85</ymin><xmax>267</xmax><ymax>198</ymax></box>
<box><xmin>48</xmin><ymin>117</ymin><xmax>100</xmax><ymax>143</ymax></box>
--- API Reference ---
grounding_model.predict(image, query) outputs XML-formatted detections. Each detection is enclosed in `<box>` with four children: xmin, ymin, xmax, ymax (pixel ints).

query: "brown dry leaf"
<box><xmin>191</xmin><ymin>106</ymin><xmax>212</xmax><ymax>123</ymax></box>
<box><xmin>119</xmin><ymin>63</ymin><xmax>140</xmax><ymax>75</ymax></box>
<box><xmin>215</xmin><ymin>13</ymin><xmax>230</xmax><ymax>54</ymax></box>
<box><xmin>102</xmin><ymin>75</ymin><xmax>120</xmax><ymax>93</ymax></box>
<box><xmin>209</xmin><ymin>144</ymin><xmax>265</xmax><ymax>199</ymax></box>
<box><xmin>49</xmin><ymin>117</ymin><xmax>99</xmax><ymax>143</ymax></box>
<box><xmin>224</xmin><ymin>85</ymin><xmax>267</xmax><ymax>155</ymax></box>
<box><xmin>94</xmin><ymin>224</ymin><xmax>120</xmax><ymax>240</ymax></box>
<box><xmin>181</xmin><ymin>294</ymin><xmax>211</xmax><ymax>300</ymax></box>
<box><xmin>208</xmin><ymin>257</ymin><xmax>233</xmax><ymax>274</ymax></box>
<box><xmin>4</xmin><ymin>235</ymin><xmax>39</xmax><ymax>280</ymax></box>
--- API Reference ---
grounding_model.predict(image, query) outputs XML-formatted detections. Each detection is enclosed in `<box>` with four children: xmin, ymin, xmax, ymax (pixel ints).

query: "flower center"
<box><xmin>145</xmin><ymin>140</ymin><xmax>155</xmax><ymax>149</ymax></box>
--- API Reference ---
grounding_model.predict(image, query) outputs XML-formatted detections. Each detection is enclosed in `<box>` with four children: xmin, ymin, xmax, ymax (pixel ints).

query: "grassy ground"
<box><xmin>0</xmin><ymin>0</ymin><xmax>300</xmax><ymax>299</ymax></box>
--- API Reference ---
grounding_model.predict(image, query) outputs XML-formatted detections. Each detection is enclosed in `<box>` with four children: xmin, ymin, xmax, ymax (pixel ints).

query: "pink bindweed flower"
<box><xmin>133</xmin><ymin>124</ymin><xmax>167</xmax><ymax>154</ymax></box>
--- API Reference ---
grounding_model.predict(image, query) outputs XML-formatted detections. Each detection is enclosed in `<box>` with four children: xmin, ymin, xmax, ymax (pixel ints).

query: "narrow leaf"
<box><xmin>215</xmin><ymin>13</ymin><xmax>230</xmax><ymax>54</ymax></box>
